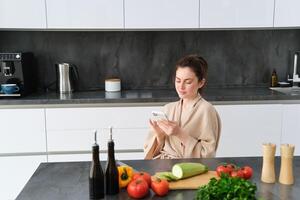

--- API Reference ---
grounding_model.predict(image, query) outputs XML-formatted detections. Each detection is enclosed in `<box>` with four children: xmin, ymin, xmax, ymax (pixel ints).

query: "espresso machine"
<box><xmin>0</xmin><ymin>52</ymin><xmax>37</xmax><ymax>96</ymax></box>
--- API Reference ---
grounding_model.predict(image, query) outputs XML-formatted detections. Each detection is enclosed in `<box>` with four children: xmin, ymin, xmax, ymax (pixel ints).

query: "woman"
<box><xmin>144</xmin><ymin>55</ymin><xmax>221</xmax><ymax>159</ymax></box>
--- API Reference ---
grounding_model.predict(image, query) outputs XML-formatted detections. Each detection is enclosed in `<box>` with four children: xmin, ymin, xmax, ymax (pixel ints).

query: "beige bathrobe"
<box><xmin>144</xmin><ymin>95</ymin><xmax>221</xmax><ymax>159</ymax></box>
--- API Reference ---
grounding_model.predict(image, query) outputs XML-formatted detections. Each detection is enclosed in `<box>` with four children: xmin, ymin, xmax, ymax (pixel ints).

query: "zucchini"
<box><xmin>172</xmin><ymin>162</ymin><xmax>208</xmax><ymax>179</ymax></box>
<box><xmin>155</xmin><ymin>171</ymin><xmax>179</xmax><ymax>181</ymax></box>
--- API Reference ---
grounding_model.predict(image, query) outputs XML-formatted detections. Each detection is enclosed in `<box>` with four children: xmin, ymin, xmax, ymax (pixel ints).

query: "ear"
<box><xmin>198</xmin><ymin>79</ymin><xmax>206</xmax><ymax>89</ymax></box>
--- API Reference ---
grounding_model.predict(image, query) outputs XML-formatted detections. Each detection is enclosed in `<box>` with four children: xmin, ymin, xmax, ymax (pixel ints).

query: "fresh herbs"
<box><xmin>195</xmin><ymin>174</ymin><xmax>257</xmax><ymax>200</ymax></box>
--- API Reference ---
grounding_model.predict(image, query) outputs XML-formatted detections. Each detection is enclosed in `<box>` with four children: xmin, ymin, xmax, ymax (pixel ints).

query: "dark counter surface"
<box><xmin>1</xmin><ymin>87</ymin><xmax>300</xmax><ymax>106</ymax></box>
<box><xmin>17</xmin><ymin>157</ymin><xmax>299</xmax><ymax>200</ymax></box>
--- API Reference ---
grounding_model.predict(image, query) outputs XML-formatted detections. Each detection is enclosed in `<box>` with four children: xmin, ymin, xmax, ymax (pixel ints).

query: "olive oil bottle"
<box><xmin>105</xmin><ymin>127</ymin><xmax>119</xmax><ymax>195</ymax></box>
<box><xmin>89</xmin><ymin>131</ymin><xmax>105</xmax><ymax>199</ymax></box>
<box><xmin>271</xmin><ymin>69</ymin><xmax>278</xmax><ymax>87</ymax></box>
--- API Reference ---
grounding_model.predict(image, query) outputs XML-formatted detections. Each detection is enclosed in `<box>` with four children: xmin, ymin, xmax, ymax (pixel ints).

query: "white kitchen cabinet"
<box><xmin>274</xmin><ymin>0</ymin><xmax>300</xmax><ymax>27</ymax></box>
<box><xmin>0</xmin><ymin>0</ymin><xmax>46</xmax><ymax>29</ymax></box>
<box><xmin>46</xmin><ymin>107</ymin><xmax>160</xmax><ymax>130</ymax></box>
<box><xmin>48</xmin><ymin>152</ymin><xmax>145</xmax><ymax>162</ymax></box>
<box><xmin>0</xmin><ymin>155</ymin><xmax>46</xmax><ymax>200</ymax></box>
<box><xmin>45</xmin><ymin>106</ymin><xmax>161</xmax><ymax>160</ymax></box>
<box><xmin>215</xmin><ymin>104</ymin><xmax>282</xmax><ymax>157</ymax></box>
<box><xmin>124</xmin><ymin>0</ymin><xmax>199</xmax><ymax>29</ymax></box>
<box><xmin>46</xmin><ymin>0</ymin><xmax>123</xmax><ymax>29</ymax></box>
<box><xmin>0</xmin><ymin>109</ymin><xmax>46</xmax><ymax>154</ymax></box>
<box><xmin>47</xmin><ymin>128</ymin><xmax>148</xmax><ymax>152</ymax></box>
<box><xmin>45</xmin><ymin>104</ymin><xmax>286</xmax><ymax>159</ymax></box>
<box><xmin>281</xmin><ymin>105</ymin><xmax>300</xmax><ymax>155</ymax></box>
<box><xmin>200</xmin><ymin>0</ymin><xmax>274</xmax><ymax>28</ymax></box>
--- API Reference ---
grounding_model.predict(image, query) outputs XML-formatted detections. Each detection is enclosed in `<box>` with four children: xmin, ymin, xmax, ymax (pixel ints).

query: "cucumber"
<box><xmin>155</xmin><ymin>171</ymin><xmax>179</xmax><ymax>181</ymax></box>
<box><xmin>172</xmin><ymin>162</ymin><xmax>208</xmax><ymax>179</ymax></box>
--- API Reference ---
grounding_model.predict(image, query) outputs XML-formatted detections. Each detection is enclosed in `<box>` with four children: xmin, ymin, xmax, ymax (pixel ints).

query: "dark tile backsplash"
<box><xmin>0</xmin><ymin>30</ymin><xmax>300</xmax><ymax>91</ymax></box>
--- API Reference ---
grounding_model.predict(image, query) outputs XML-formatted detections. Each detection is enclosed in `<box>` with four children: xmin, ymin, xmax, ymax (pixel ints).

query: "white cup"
<box><xmin>105</xmin><ymin>79</ymin><xmax>121</xmax><ymax>92</ymax></box>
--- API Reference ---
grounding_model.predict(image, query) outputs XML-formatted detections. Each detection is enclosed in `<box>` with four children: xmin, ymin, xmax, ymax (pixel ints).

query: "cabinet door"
<box><xmin>47</xmin><ymin>128</ymin><xmax>148</xmax><ymax>152</ymax></box>
<box><xmin>200</xmin><ymin>0</ymin><xmax>274</xmax><ymax>28</ymax></box>
<box><xmin>46</xmin><ymin>0</ymin><xmax>123</xmax><ymax>29</ymax></box>
<box><xmin>125</xmin><ymin>0</ymin><xmax>199</xmax><ymax>29</ymax></box>
<box><xmin>281</xmin><ymin>105</ymin><xmax>300</xmax><ymax>155</ymax></box>
<box><xmin>46</xmin><ymin>106</ymin><xmax>161</xmax><ymax>130</ymax></box>
<box><xmin>215</xmin><ymin>104</ymin><xmax>282</xmax><ymax>157</ymax></box>
<box><xmin>0</xmin><ymin>109</ymin><xmax>46</xmax><ymax>154</ymax></box>
<box><xmin>48</xmin><ymin>152</ymin><xmax>145</xmax><ymax>162</ymax></box>
<box><xmin>0</xmin><ymin>155</ymin><xmax>46</xmax><ymax>200</ymax></box>
<box><xmin>45</xmin><ymin>106</ymin><xmax>161</xmax><ymax>162</ymax></box>
<box><xmin>274</xmin><ymin>0</ymin><xmax>300</xmax><ymax>27</ymax></box>
<box><xmin>0</xmin><ymin>0</ymin><xmax>46</xmax><ymax>29</ymax></box>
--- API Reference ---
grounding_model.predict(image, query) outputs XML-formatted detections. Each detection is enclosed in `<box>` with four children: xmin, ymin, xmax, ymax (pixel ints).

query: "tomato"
<box><xmin>127</xmin><ymin>178</ymin><xmax>149</xmax><ymax>199</ymax></box>
<box><xmin>151</xmin><ymin>177</ymin><xmax>169</xmax><ymax>197</ymax></box>
<box><xmin>133</xmin><ymin>172</ymin><xmax>151</xmax><ymax>187</ymax></box>
<box><xmin>230</xmin><ymin>170</ymin><xmax>244</xmax><ymax>178</ymax></box>
<box><xmin>216</xmin><ymin>165</ymin><xmax>233</xmax><ymax>177</ymax></box>
<box><xmin>226</xmin><ymin>164</ymin><xmax>236</xmax><ymax>171</ymax></box>
<box><xmin>241</xmin><ymin>166</ymin><xmax>253</xmax><ymax>179</ymax></box>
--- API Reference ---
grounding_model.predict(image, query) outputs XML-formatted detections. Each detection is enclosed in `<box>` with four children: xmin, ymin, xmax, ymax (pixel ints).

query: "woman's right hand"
<box><xmin>149</xmin><ymin>120</ymin><xmax>166</xmax><ymax>143</ymax></box>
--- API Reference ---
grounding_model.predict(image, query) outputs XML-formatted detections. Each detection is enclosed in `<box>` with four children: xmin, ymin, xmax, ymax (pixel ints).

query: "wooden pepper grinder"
<box><xmin>279</xmin><ymin>144</ymin><xmax>295</xmax><ymax>185</ymax></box>
<box><xmin>261</xmin><ymin>143</ymin><xmax>276</xmax><ymax>183</ymax></box>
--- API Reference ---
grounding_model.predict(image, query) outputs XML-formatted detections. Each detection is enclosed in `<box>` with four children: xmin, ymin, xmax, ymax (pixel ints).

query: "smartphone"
<box><xmin>151</xmin><ymin>111</ymin><xmax>168</xmax><ymax>121</ymax></box>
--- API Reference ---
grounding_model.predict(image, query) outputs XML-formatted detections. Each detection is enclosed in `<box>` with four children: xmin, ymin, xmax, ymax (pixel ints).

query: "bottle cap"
<box><xmin>93</xmin><ymin>130</ymin><xmax>98</xmax><ymax>146</ymax></box>
<box><xmin>109</xmin><ymin>126</ymin><xmax>113</xmax><ymax>141</ymax></box>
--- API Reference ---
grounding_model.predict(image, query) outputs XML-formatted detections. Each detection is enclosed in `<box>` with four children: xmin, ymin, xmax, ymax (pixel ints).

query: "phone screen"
<box><xmin>151</xmin><ymin>111</ymin><xmax>168</xmax><ymax>121</ymax></box>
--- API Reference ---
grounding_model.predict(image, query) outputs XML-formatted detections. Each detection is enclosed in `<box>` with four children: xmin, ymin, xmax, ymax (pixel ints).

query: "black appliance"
<box><xmin>0</xmin><ymin>52</ymin><xmax>37</xmax><ymax>96</ymax></box>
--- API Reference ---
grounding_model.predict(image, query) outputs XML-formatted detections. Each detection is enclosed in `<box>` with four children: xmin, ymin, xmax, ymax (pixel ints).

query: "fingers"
<box><xmin>150</xmin><ymin>118</ymin><xmax>180</xmax><ymax>136</ymax></box>
<box><xmin>157</xmin><ymin>121</ymin><xmax>172</xmax><ymax>135</ymax></box>
<box><xmin>149</xmin><ymin>119</ymin><xmax>166</xmax><ymax>137</ymax></box>
<box><xmin>157</xmin><ymin>120</ymin><xmax>181</xmax><ymax>136</ymax></box>
<box><xmin>157</xmin><ymin>121</ymin><xmax>168</xmax><ymax>130</ymax></box>
<box><xmin>149</xmin><ymin>119</ymin><xmax>158</xmax><ymax>127</ymax></box>
<box><xmin>158</xmin><ymin>119</ymin><xmax>177</xmax><ymax>126</ymax></box>
<box><xmin>157</xmin><ymin>121</ymin><xmax>177</xmax><ymax>130</ymax></box>
<box><xmin>149</xmin><ymin>119</ymin><xmax>154</xmax><ymax>126</ymax></box>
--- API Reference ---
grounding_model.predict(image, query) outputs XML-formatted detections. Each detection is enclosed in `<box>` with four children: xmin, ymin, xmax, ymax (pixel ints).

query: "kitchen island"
<box><xmin>17</xmin><ymin>156</ymin><xmax>299</xmax><ymax>200</ymax></box>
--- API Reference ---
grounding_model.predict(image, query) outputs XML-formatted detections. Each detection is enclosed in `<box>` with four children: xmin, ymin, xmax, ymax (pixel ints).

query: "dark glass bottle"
<box><xmin>105</xmin><ymin>127</ymin><xmax>119</xmax><ymax>195</ymax></box>
<box><xmin>89</xmin><ymin>131</ymin><xmax>104</xmax><ymax>199</ymax></box>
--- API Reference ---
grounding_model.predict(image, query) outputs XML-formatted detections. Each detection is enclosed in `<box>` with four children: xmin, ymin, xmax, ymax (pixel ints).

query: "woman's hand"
<box><xmin>156</xmin><ymin>120</ymin><xmax>181</xmax><ymax>136</ymax></box>
<box><xmin>149</xmin><ymin>120</ymin><xmax>166</xmax><ymax>143</ymax></box>
<box><xmin>156</xmin><ymin>120</ymin><xmax>189</xmax><ymax>144</ymax></box>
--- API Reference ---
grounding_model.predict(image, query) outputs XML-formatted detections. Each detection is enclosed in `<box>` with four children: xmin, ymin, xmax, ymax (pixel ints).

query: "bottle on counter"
<box><xmin>271</xmin><ymin>69</ymin><xmax>278</xmax><ymax>87</ymax></box>
<box><xmin>105</xmin><ymin>126</ymin><xmax>119</xmax><ymax>195</ymax></box>
<box><xmin>89</xmin><ymin>131</ymin><xmax>105</xmax><ymax>199</ymax></box>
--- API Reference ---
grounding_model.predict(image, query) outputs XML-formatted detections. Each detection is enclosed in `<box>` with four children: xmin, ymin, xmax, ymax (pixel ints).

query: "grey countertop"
<box><xmin>16</xmin><ymin>157</ymin><xmax>300</xmax><ymax>200</ymax></box>
<box><xmin>1</xmin><ymin>87</ymin><xmax>300</xmax><ymax>107</ymax></box>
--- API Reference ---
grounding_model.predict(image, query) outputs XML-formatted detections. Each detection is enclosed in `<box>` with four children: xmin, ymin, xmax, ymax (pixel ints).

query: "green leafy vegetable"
<box><xmin>195</xmin><ymin>174</ymin><xmax>258</xmax><ymax>200</ymax></box>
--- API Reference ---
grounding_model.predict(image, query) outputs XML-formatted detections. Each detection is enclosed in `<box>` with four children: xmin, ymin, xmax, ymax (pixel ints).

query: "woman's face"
<box><xmin>175</xmin><ymin>67</ymin><xmax>205</xmax><ymax>100</ymax></box>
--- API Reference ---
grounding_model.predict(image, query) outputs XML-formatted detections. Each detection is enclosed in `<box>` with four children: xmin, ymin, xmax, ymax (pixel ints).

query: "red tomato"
<box><xmin>151</xmin><ymin>177</ymin><xmax>169</xmax><ymax>197</ymax></box>
<box><xmin>127</xmin><ymin>178</ymin><xmax>149</xmax><ymax>199</ymax></box>
<box><xmin>216</xmin><ymin>165</ymin><xmax>233</xmax><ymax>177</ymax></box>
<box><xmin>226</xmin><ymin>164</ymin><xmax>236</xmax><ymax>171</ymax></box>
<box><xmin>230</xmin><ymin>170</ymin><xmax>244</xmax><ymax>178</ymax></box>
<box><xmin>133</xmin><ymin>172</ymin><xmax>151</xmax><ymax>187</ymax></box>
<box><xmin>241</xmin><ymin>166</ymin><xmax>253</xmax><ymax>179</ymax></box>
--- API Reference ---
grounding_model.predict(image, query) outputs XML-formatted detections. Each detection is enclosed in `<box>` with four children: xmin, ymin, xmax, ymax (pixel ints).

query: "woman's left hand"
<box><xmin>156</xmin><ymin>120</ymin><xmax>182</xmax><ymax>136</ymax></box>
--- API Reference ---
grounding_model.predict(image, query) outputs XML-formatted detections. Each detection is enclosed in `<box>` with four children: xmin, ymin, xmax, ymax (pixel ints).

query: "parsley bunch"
<box><xmin>195</xmin><ymin>174</ymin><xmax>257</xmax><ymax>200</ymax></box>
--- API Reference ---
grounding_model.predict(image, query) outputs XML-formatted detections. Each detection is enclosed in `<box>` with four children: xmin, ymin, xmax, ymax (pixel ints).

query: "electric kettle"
<box><xmin>55</xmin><ymin>63</ymin><xmax>79</xmax><ymax>93</ymax></box>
